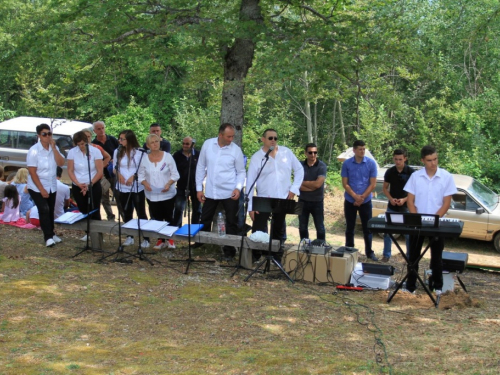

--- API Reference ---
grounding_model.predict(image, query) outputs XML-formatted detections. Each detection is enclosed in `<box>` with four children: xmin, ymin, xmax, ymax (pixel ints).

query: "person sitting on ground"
<box><xmin>26</xmin><ymin>205</ymin><xmax>40</xmax><ymax>227</ymax></box>
<box><xmin>1</xmin><ymin>184</ymin><xmax>21</xmax><ymax>223</ymax></box>
<box><xmin>0</xmin><ymin>166</ymin><xmax>7</xmax><ymax>212</ymax></box>
<box><xmin>12</xmin><ymin>168</ymin><xmax>35</xmax><ymax>218</ymax></box>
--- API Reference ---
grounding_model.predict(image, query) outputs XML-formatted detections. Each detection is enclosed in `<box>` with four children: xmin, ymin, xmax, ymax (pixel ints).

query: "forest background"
<box><xmin>1</xmin><ymin>0</ymin><xmax>500</xmax><ymax>190</ymax></box>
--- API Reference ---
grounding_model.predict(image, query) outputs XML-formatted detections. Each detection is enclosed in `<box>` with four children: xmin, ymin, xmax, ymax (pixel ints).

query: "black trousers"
<box><xmin>406</xmin><ymin>235</ymin><xmax>445</xmax><ymax>292</ymax></box>
<box><xmin>200</xmin><ymin>197</ymin><xmax>239</xmax><ymax>257</ymax></box>
<box><xmin>118</xmin><ymin>190</ymin><xmax>149</xmax><ymax>240</ymax></box>
<box><xmin>72</xmin><ymin>182</ymin><xmax>102</xmax><ymax>220</ymax></box>
<box><xmin>251</xmin><ymin>211</ymin><xmax>286</xmax><ymax>261</ymax></box>
<box><xmin>28</xmin><ymin>189</ymin><xmax>56</xmax><ymax>242</ymax></box>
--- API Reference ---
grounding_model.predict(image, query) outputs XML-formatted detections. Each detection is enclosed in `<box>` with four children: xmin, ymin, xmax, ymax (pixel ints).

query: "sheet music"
<box><xmin>122</xmin><ymin>219</ymin><xmax>150</xmax><ymax>229</ymax></box>
<box><xmin>157</xmin><ymin>225</ymin><xmax>179</xmax><ymax>237</ymax></box>
<box><xmin>141</xmin><ymin>220</ymin><xmax>169</xmax><ymax>232</ymax></box>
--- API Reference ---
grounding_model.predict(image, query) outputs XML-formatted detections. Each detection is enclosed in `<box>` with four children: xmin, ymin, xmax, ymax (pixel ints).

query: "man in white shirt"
<box><xmin>404</xmin><ymin>145</ymin><xmax>457</xmax><ymax>295</ymax></box>
<box><xmin>247</xmin><ymin>129</ymin><xmax>304</xmax><ymax>262</ymax></box>
<box><xmin>55</xmin><ymin>167</ymin><xmax>71</xmax><ymax>219</ymax></box>
<box><xmin>196</xmin><ymin>123</ymin><xmax>246</xmax><ymax>260</ymax></box>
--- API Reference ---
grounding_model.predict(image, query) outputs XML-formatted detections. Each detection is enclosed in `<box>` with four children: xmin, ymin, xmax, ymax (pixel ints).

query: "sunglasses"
<box><xmin>308</xmin><ymin>151</ymin><xmax>318</xmax><ymax>155</ymax></box>
<box><xmin>267</xmin><ymin>136</ymin><xmax>278</xmax><ymax>141</ymax></box>
<box><xmin>40</xmin><ymin>132</ymin><xmax>52</xmax><ymax>137</ymax></box>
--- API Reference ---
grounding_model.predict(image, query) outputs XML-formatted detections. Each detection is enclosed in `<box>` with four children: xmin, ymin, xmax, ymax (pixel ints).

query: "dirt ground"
<box><xmin>1</xmin><ymin>192</ymin><xmax>500</xmax><ymax>374</ymax></box>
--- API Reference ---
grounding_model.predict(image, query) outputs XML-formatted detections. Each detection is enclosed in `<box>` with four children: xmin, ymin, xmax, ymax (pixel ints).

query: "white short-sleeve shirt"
<box><xmin>27</xmin><ymin>142</ymin><xmax>61</xmax><ymax>193</ymax></box>
<box><xmin>67</xmin><ymin>145</ymin><xmax>103</xmax><ymax>184</ymax></box>
<box><xmin>404</xmin><ymin>167</ymin><xmax>457</xmax><ymax>215</ymax></box>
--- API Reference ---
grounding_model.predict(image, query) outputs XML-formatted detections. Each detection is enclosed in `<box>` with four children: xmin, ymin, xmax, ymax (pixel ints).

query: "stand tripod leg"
<box><xmin>244</xmin><ymin>257</ymin><xmax>268</xmax><ymax>281</ymax></box>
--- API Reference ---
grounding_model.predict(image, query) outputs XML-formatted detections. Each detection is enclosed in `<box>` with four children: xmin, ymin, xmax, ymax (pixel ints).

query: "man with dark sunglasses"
<box><xmin>298</xmin><ymin>143</ymin><xmax>327</xmax><ymax>241</ymax></box>
<box><xmin>247</xmin><ymin>129</ymin><xmax>304</xmax><ymax>263</ymax></box>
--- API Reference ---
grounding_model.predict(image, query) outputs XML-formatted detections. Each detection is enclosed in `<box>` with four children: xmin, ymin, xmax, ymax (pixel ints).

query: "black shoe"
<box><xmin>368</xmin><ymin>254</ymin><xmax>379</xmax><ymax>262</ymax></box>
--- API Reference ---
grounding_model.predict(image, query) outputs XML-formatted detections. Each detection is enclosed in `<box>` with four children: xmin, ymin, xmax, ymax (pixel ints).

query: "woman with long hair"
<box><xmin>26</xmin><ymin>124</ymin><xmax>66</xmax><ymax>247</ymax></box>
<box><xmin>1</xmin><ymin>184</ymin><xmax>21</xmax><ymax>223</ymax></box>
<box><xmin>138</xmin><ymin>134</ymin><xmax>179</xmax><ymax>250</ymax></box>
<box><xmin>114</xmin><ymin>130</ymin><xmax>150</xmax><ymax>248</ymax></box>
<box><xmin>67</xmin><ymin>131</ymin><xmax>103</xmax><ymax>221</ymax></box>
<box><xmin>12</xmin><ymin>168</ymin><xmax>35</xmax><ymax>217</ymax></box>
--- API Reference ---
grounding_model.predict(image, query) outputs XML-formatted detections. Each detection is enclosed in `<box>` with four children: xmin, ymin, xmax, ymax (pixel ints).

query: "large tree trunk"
<box><xmin>221</xmin><ymin>0</ymin><xmax>262</xmax><ymax>147</ymax></box>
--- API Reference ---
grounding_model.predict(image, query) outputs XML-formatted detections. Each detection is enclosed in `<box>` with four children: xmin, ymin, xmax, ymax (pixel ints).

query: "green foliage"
<box><xmin>0</xmin><ymin>103</ymin><xmax>15</xmax><ymax>122</ymax></box>
<box><xmin>104</xmin><ymin>97</ymin><xmax>156</xmax><ymax>142</ymax></box>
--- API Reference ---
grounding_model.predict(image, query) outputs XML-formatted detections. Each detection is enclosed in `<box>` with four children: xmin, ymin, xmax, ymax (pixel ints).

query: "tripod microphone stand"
<box><xmin>98</xmin><ymin>148</ymin><xmax>135</xmax><ymax>263</ymax></box>
<box><xmin>171</xmin><ymin>143</ymin><xmax>214</xmax><ymax>273</ymax></box>
<box><xmin>231</xmin><ymin>152</ymin><xmax>271</xmax><ymax>277</ymax></box>
<box><xmin>74</xmin><ymin>143</ymin><xmax>102</xmax><ymax>258</ymax></box>
<box><xmin>244</xmin><ymin>197</ymin><xmax>302</xmax><ymax>283</ymax></box>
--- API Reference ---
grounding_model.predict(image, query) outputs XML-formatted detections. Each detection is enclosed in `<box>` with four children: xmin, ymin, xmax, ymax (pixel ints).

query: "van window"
<box><xmin>0</xmin><ymin>130</ymin><xmax>38</xmax><ymax>150</ymax></box>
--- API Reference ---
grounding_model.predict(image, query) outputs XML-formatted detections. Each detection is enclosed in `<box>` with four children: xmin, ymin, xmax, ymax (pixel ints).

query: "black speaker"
<box><xmin>442</xmin><ymin>251</ymin><xmax>468</xmax><ymax>273</ymax></box>
<box><xmin>361</xmin><ymin>263</ymin><xmax>395</xmax><ymax>276</ymax></box>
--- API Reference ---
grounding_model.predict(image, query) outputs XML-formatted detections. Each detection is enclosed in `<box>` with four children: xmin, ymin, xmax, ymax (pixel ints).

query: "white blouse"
<box><xmin>67</xmin><ymin>145</ymin><xmax>103</xmax><ymax>184</ymax></box>
<box><xmin>26</xmin><ymin>142</ymin><xmax>61</xmax><ymax>193</ymax></box>
<box><xmin>113</xmin><ymin>148</ymin><xmax>145</xmax><ymax>193</ymax></box>
<box><xmin>138</xmin><ymin>151</ymin><xmax>180</xmax><ymax>202</ymax></box>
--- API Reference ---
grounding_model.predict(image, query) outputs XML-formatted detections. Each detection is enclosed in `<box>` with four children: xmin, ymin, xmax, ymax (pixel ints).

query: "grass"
<box><xmin>1</xmin><ymin>192</ymin><xmax>500</xmax><ymax>374</ymax></box>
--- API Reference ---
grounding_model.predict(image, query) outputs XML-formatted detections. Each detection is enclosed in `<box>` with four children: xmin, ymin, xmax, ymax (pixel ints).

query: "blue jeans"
<box><xmin>344</xmin><ymin>200</ymin><xmax>374</xmax><ymax>257</ymax></box>
<box><xmin>298</xmin><ymin>199</ymin><xmax>325</xmax><ymax>240</ymax></box>
<box><xmin>383</xmin><ymin>207</ymin><xmax>410</xmax><ymax>258</ymax></box>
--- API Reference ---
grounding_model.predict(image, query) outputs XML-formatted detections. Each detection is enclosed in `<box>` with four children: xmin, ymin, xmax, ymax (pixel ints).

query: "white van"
<box><xmin>0</xmin><ymin>116</ymin><xmax>93</xmax><ymax>183</ymax></box>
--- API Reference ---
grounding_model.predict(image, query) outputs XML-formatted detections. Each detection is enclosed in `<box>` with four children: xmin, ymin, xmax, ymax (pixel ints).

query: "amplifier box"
<box><xmin>361</xmin><ymin>263</ymin><xmax>395</xmax><ymax>276</ymax></box>
<box><xmin>283</xmin><ymin>250</ymin><xmax>315</xmax><ymax>282</ymax></box>
<box><xmin>315</xmin><ymin>252</ymin><xmax>357</xmax><ymax>284</ymax></box>
<box><xmin>351</xmin><ymin>263</ymin><xmax>392</xmax><ymax>290</ymax></box>
<box><xmin>442</xmin><ymin>251</ymin><xmax>468</xmax><ymax>273</ymax></box>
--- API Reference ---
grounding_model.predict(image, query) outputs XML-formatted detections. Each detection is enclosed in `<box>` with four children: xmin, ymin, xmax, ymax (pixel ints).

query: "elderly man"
<box><xmin>143</xmin><ymin>123</ymin><xmax>171</xmax><ymax>153</ymax></box>
<box><xmin>247</xmin><ymin>128</ymin><xmax>304</xmax><ymax>263</ymax></box>
<box><xmin>172</xmin><ymin>136</ymin><xmax>201</xmax><ymax>227</ymax></box>
<box><xmin>91</xmin><ymin>121</ymin><xmax>118</xmax><ymax>221</ymax></box>
<box><xmin>196</xmin><ymin>123</ymin><xmax>246</xmax><ymax>261</ymax></box>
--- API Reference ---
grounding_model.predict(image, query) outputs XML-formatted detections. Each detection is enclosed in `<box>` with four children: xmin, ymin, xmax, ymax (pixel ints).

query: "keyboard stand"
<box><xmin>387</xmin><ymin>234</ymin><xmax>439</xmax><ymax>308</ymax></box>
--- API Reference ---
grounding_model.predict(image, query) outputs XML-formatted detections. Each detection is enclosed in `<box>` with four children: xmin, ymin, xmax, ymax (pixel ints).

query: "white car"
<box><xmin>0</xmin><ymin>116</ymin><xmax>92</xmax><ymax>184</ymax></box>
<box><xmin>373</xmin><ymin>167</ymin><xmax>500</xmax><ymax>253</ymax></box>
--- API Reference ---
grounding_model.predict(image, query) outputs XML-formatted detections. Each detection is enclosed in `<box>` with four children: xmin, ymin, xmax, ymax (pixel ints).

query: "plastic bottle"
<box><xmin>217</xmin><ymin>212</ymin><xmax>226</xmax><ymax>237</ymax></box>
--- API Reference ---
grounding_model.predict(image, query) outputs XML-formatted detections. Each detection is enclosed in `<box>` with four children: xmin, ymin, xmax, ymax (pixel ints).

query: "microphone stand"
<box><xmin>128</xmin><ymin>150</ymin><xmax>153</xmax><ymax>265</ymax></box>
<box><xmin>74</xmin><ymin>143</ymin><xmax>101</xmax><ymax>257</ymax></box>
<box><xmin>171</xmin><ymin>145</ymin><xmax>214</xmax><ymax>273</ymax></box>
<box><xmin>98</xmin><ymin>148</ymin><xmax>135</xmax><ymax>263</ymax></box>
<box><xmin>231</xmin><ymin>151</ymin><xmax>270</xmax><ymax>276</ymax></box>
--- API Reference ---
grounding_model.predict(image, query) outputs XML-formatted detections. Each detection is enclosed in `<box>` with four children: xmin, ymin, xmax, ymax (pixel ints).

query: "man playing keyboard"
<box><xmin>404</xmin><ymin>145</ymin><xmax>457</xmax><ymax>296</ymax></box>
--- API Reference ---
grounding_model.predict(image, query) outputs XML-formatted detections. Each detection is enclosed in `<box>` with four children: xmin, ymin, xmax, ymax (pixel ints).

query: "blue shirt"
<box><xmin>341</xmin><ymin>156</ymin><xmax>378</xmax><ymax>204</ymax></box>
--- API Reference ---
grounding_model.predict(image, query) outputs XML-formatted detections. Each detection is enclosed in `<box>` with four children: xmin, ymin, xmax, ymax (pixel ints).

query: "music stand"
<box><xmin>386</xmin><ymin>213</ymin><xmax>441</xmax><ymax>307</ymax></box>
<box><xmin>244</xmin><ymin>197</ymin><xmax>303</xmax><ymax>283</ymax></box>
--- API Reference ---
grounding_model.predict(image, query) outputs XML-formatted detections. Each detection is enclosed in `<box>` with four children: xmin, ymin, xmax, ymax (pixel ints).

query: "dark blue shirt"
<box><xmin>300</xmin><ymin>159</ymin><xmax>327</xmax><ymax>202</ymax></box>
<box><xmin>341</xmin><ymin>156</ymin><xmax>378</xmax><ymax>204</ymax></box>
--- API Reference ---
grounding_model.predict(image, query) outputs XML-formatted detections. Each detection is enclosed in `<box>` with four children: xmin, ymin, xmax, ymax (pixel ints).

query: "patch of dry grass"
<box><xmin>1</xmin><ymin>192</ymin><xmax>500</xmax><ymax>374</ymax></box>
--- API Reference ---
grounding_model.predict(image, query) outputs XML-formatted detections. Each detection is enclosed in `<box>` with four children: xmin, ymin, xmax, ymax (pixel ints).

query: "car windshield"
<box><xmin>468</xmin><ymin>180</ymin><xmax>498</xmax><ymax>211</ymax></box>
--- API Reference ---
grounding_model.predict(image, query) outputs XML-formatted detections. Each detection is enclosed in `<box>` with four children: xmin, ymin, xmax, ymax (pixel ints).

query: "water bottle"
<box><xmin>217</xmin><ymin>212</ymin><xmax>226</xmax><ymax>237</ymax></box>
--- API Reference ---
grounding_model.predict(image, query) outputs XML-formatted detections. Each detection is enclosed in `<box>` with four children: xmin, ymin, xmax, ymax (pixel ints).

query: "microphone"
<box><xmin>137</xmin><ymin>148</ymin><xmax>150</xmax><ymax>154</ymax></box>
<box><xmin>191</xmin><ymin>139</ymin><xmax>196</xmax><ymax>146</ymax></box>
<box><xmin>263</xmin><ymin>146</ymin><xmax>274</xmax><ymax>160</ymax></box>
<box><xmin>117</xmin><ymin>144</ymin><xmax>123</xmax><ymax>152</ymax></box>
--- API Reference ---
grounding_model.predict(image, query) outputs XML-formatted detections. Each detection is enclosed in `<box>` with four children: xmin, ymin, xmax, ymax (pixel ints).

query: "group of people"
<box><xmin>2</xmin><ymin>119</ymin><xmax>453</xmax><ymax>294</ymax></box>
<box><xmin>342</xmin><ymin>140</ymin><xmax>456</xmax><ymax>295</ymax></box>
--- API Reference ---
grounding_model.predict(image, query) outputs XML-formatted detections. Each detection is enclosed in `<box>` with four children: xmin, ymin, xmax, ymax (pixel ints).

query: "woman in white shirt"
<box><xmin>139</xmin><ymin>134</ymin><xmax>180</xmax><ymax>250</ymax></box>
<box><xmin>26</xmin><ymin>124</ymin><xmax>66</xmax><ymax>247</ymax></box>
<box><xmin>114</xmin><ymin>130</ymin><xmax>150</xmax><ymax>248</ymax></box>
<box><xmin>67</xmin><ymin>131</ymin><xmax>103</xmax><ymax>221</ymax></box>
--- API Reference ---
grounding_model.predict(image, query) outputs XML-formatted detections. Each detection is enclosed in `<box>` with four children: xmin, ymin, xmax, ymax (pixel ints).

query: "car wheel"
<box><xmin>377</xmin><ymin>233</ymin><xmax>401</xmax><ymax>240</ymax></box>
<box><xmin>494</xmin><ymin>232</ymin><xmax>500</xmax><ymax>254</ymax></box>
